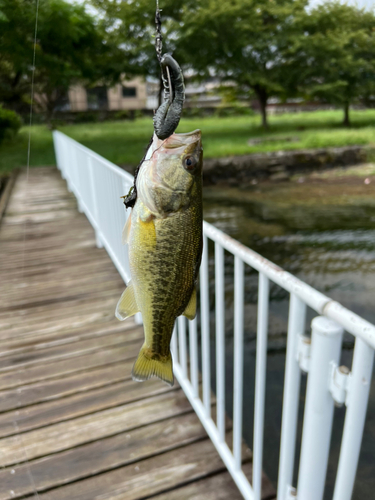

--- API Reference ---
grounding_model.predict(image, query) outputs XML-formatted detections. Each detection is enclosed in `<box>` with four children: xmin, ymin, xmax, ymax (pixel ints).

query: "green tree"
<box><xmin>175</xmin><ymin>0</ymin><xmax>309</xmax><ymax>129</ymax></box>
<box><xmin>0</xmin><ymin>0</ymin><xmax>35</xmax><ymax>114</ymax></box>
<box><xmin>91</xmin><ymin>0</ymin><xmax>309</xmax><ymax>129</ymax></box>
<box><xmin>91</xmin><ymin>0</ymin><xmax>188</xmax><ymax>105</ymax></box>
<box><xmin>292</xmin><ymin>2</ymin><xmax>375</xmax><ymax>126</ymax></box>
<box><xmin>0</xmin><ymin>0</ymin><xmax>123</xmax><ymax>122</ymax></box>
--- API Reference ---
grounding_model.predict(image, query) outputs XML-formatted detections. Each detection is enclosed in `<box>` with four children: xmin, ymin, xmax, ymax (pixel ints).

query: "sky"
<box><xmin>67</xmin><ymin>0</ymin><xmax>375</xmax><ymax>12</ymax></box>
<box><xmin>310</xmin><ymin>0</ymin><xmax>374</xmax><ymax>8</ymax></box>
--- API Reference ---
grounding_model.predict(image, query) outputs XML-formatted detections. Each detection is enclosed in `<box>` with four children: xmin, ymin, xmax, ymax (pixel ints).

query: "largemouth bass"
<box><xmin>116</xmin><ymin>130</ymin><xmax>203</xmax><ymax>386</ymax></box>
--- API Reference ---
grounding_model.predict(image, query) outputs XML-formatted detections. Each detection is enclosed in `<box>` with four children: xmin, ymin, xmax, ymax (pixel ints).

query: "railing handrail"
<box><xmin>54</xmin><ymin>130</ymin><xmax>134</xmax><ymax>183</ymax></box>
<box><xmin>203</xmin><ymin>221</ymin><xmax>375</xmax><ymax>349</ymax></box>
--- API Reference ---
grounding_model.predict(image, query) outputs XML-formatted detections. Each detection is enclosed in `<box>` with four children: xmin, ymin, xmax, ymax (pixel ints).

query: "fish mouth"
<box><xmin>161</xmin><ymin>130</ymin><xmax>201</xmax><ymax>150</ymax></box>
<box><xmin>174</xmin><ymin>129</ymin><xmax>201</xmax><ymax>137</ymax></box>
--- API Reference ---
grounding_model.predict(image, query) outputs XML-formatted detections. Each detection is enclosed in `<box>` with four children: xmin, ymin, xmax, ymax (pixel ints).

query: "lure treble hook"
<box><xmin>153</xmin><ymin>54</ymin><xmax>185</xmax><ymax>140</ymax></box>
<box><xmin>153</xmin><ymin>2</ymin><xmax>185</xmax><ymax>140</ymax></box>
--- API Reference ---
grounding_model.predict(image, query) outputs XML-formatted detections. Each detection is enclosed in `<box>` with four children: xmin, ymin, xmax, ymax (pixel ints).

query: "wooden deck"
<box><xmin>0</xmin><ymin>167</ymin><xmax>276</xmax><ymax>500</ymax></box>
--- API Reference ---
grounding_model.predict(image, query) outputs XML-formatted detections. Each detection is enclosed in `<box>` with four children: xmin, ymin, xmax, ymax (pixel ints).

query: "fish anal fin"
<box><xmin>183</xmin><ymin>287</ymin><xmax>197</xmax><ymax>320</ymax></box>
<box><xmin>115</xmin><ymin>281</ymin><xmax>139</xmax><ymax>321</ymax></box>
<box><xmin>132</xmin><ymin>344</ymin><xmax>174</xmax><ymax>387</ymax></box>
<box><xmin>122</xmin><ymin>214</ymin><xmax>132</xmax><ymax>245</ymax></box>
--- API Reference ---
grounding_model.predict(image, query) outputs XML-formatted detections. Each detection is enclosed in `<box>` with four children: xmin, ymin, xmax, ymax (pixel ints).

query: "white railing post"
<box><xmin>178</xmin><ymin>316</ymin><xmax>188</xmax><ymax>378</ymax></box>
<box><xmin>297</xmin><ymin>316</ymin><xmax>344</xmax><ymax>500</ymax></box>
<box><xmin>277</xmin><ymin>295</ymin><xmax>306</xmax><ymax>500</ymax></box>
<box><xmin>52</xmin><ymin>132</ymin><xmax>62</xmax><ymax>172</ymax></box>
<box><xmin>88</xmin><ymin>156</ymin><xmax>103</xmax><ymax>248</ymax></box>
<box><xmin>233</xmin><ymin>256</ymin><xmax>244</xmax><ymax>471</ymax></box>
<box><xmin>215</xmin><ymin>242</ymin><xmax>225</xmax><ymax>442</ymax></box>
<box><xmin>333</xmin><ymin>337</ymin><xmax>374</xmax><ymax>500</ymax></box>
<box><xmin>189</xmin><ymin>317</ymin><xmax>199</xmax><ymax>398</ymax></box>
<box><xmin>200</xmin><ymin>234</ymin><xmax>211</xmax><ymax>418</ymax></box>
<box><xmin>171</xmin><ymin>324</ymin><xmax>178</xmax><ymax>365</ymax></box>
<box><xmin>253</xmin><ymin>273</ymin><xmax>269</xmax><ymax>500</ymax></box>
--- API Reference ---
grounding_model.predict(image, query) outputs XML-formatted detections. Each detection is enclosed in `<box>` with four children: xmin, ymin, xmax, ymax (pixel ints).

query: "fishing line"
<box><xmin>21</xmin><ymin>0</ymin><xmax>40</xmax><ymax>280</ymax></box>
<box><xmin>16</xmin><ymin>0</ymin><xmax>41</xmax><ymax>497</ymax></box>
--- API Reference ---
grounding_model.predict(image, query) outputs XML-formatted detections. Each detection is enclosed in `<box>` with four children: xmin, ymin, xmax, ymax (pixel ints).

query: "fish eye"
<box><xmin>183</xmin><ymin>156</ymin><xmax>197</xmax><ymax>171</ymax></box>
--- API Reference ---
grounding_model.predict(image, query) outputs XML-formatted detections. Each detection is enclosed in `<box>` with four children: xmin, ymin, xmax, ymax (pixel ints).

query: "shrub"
<box><xmin>0</xmin><ymin>107</ymin><xmax>22</xmax><ymax>144</ymax></box>
<box><xmin>74</xmin><ymin>111</ymin><xmax>100</xmax><ymax>123</ymax></box>
<box><xmin>113</xmin><ymin>110</ymin><xmax>132</xmax><ymax>120</ymax></box>
<box><xmin>214</xmin><ymin>104</ymin><xmax>254</xmax><ymax>118</ymax></box>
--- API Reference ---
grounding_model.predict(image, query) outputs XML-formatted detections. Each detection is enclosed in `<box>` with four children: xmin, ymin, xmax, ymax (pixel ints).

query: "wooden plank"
<box><xmin>0</xmin><ymin>220</ymin><xmax>93</xmax><ymax>242</ymax></box>
<box><xmin>0</xmin><ymin>248</ymin><xmax>113</xmax><ymax>269</ymax></box>
<box><xmin>0</xmin><ymin>257</ymin><xmax>112</xmax><ymax>284</ymax></box>
<box><xmin>0</xmin><ymin>359</ymin><xmax>135</xmax><ymax>414</ymax></box>
<box><xmin>152</xmin><ymin>471</ymin><xmax>248</xmax><ymax>500</ymax></box>
<box><xmin>6</xmin><ymin>199</ymin><xmax>76</xmax><ymax>214</ymax></box>
<box><xmin>0</xmin><ymin>272</ymin><xmax>121</xmax><ymax>305</ymax></box>
<box><xmin>151</xmin><ymin>464</ymin><xmax>276</xmax><ymax>500</ymax></box>
<box><xmin>0</xmin><ymin>389</ymin><xmax>191</xmax><ymax>467</ymax></box>
<box><xmin>36</xmin><ymin>436</ymin><xmax>242</xmax><ymax>500</ymax></box>
<box><xmin>0</xmin><ymin>243</ymin><xmax>105</xmax><ymax>268</ymax></box>
<box><xmin>0</xmin><ymin>264</ymin><xmax>116</xmax><ymax>287</ymax></box>
<box><xmin>0</xmin><ymin>242</ymin><xmax>103</xmax><ymax>263</ymax></box>
<box><xmin>0</xmin><ymin>229</ymin><xmax>94</xmax><ymax>248</ymax></box>
<box><xmin>1</xmin><ymin>209</ymin><xmax>79</xmax><ymax>225</ymax></box>
<box><xmin>0</xmin><ymin>245</ymin><xmax>108</xmax><ymax>268</ymax></box>
<box><xmin>0</xmin><ymin>312</ymin><xmax>125</xmax><ymax>344</ymax></box>
<box><xmin>0</xmin><ymin>343</ymin><xmax>141</xmax><ymax>390</ymax></box>
<box><xmin>0</xmin><ymin>253</ymin><xmax>113</xmax><ymax>277</ymax></box>
<box><xmin>0</xmin><ymin>264</ymin><xmax>116</xmax><ymax>289</ymax></box>
<box><xmin>0</xmin><ymin>317</ymin><xmax>135</xmax><ymax>355</ymax></box>
<box><xmin>0</xmin><ymin>408</ymin><xmax>204</xmax><ymax>499</ymax></box>
<box><xmin>0</xmin><ymin>289</ymin><xmax>120</xmax><ymax>324</ymax></box>
<box><xmin>0</xmin><ymin>330</ymin><xmax>141</xmax><ymax>372</ymax></box>
<box><xmin>0</xmin><ymin>375</ymin><xmax>175</xmax><ymax>436</ymax></box>
<box><xmin>0</xmin><ymin>295</ymin><xmax>121</xmax><ymax>335</ymax></box>
<box><xmin>0</xmin><ymin>271</ymin><xmax>121</xmax><ymax>297</ymax></box>
<box><xmin>0</xmin><ymin>293</ymin><xmax>119</xmax><ymax>326</ymax></box>
<box><xmin>0</xmin><ymin>319</ymin><xmax>138</xmax><ymax>355</ymax></box>
<box><xmin>0</xmin><ymin>281</ymin><xmax>124</xmax><ymax>313</ymax></box>
<box><xmin>0</xmin><ymin>169</ymin><xmax>19</xmax><ymax>221</ymax></box>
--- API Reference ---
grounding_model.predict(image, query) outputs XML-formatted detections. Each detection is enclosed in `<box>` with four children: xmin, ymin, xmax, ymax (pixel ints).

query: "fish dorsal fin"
<box><xmin>115</xmin><ymin>281</ymin><xmax>139</xmax><ymax>320</ymax></box>
<box><xmin>122</xmin><ymin>214</ymin><xmax>132</xmax><ymax>245</ymax></box>
<box><xmin>183</xmin><ymin>287</ymin><xmax>197</xmax><ymax>320</ymax></box>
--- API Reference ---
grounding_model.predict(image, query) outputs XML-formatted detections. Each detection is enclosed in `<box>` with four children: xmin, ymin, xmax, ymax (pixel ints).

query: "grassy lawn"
<box><xmin>1</xmin><ymin>109</ymin><xmax>375</xmax><ymax>175</ymax></box>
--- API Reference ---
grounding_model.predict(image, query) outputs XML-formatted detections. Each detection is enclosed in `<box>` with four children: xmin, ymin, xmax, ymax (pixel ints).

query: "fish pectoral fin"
<box><xmin>182</xmin><ymin>287</ymin><xmax>197</xmax><ymax>320</ymax></box>
<box><xmin>122</xmin><ymin>214</ymin><xmax>132</xmax><ymax>245</ymax></box>
<box><xmin>132</xmin><ymin>344</ymin><xmax>174</xmax><ymax>387</ymax></box>
<box><xmin>115</xmin><ymin>281</ymin><xmax>139</xmax><ymax>320</ymax></box>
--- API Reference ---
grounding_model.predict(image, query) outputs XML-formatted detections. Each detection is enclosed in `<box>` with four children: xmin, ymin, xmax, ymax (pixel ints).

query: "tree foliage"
<box><xmin>0</xmin><ymin>0</ymin><xmax>123</xmax><ymax>121</ymax></box>
<box><xmin>1</xmin><ymin>0</ymin><xmax>375</xmax><ymax>130</ymax></box>
<box><xmin>91</xmin><ymin>0</ymin><xmax>191</xmax><ymax>105</ymax></box>
<box><xmin>91</xmin><ymin>0</ymin><xmax>310</xmax><ymax>129</ymax></box>
<box><xmin>291</xmin><ymin>2</ymin><xmax>375</xmax><ymax>125</ymax></box>
<box><xmin>0</xmin><ymin>105</ymin><xmax>21</xmax><ymax>144</ymax></box>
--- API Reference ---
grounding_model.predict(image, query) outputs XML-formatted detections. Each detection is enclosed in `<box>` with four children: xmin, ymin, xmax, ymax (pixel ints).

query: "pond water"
<box><xmin>202</xmin><ymin>174</ymin><xmax>375</xmax><ymax>499</ymax></box>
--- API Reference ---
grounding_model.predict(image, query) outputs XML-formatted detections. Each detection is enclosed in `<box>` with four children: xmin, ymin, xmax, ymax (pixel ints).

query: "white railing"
<box><xmin>53</xmin><ymin>130</ymin><xmax>375</xmax><ymax>500</ymax></box>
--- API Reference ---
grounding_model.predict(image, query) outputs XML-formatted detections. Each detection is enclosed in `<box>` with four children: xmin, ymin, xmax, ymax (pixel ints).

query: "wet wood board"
<box><xmin>0</xmin><ymin>168</ymin><xmax>276</xmax><ymax>500</ymax></box>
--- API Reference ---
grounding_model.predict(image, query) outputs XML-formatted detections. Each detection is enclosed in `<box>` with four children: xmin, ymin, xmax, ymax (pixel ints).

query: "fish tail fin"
<box><xmin>132</xmin><ymin>344</ymin><xmax>174</xmax><ymax>387</ymax></box>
